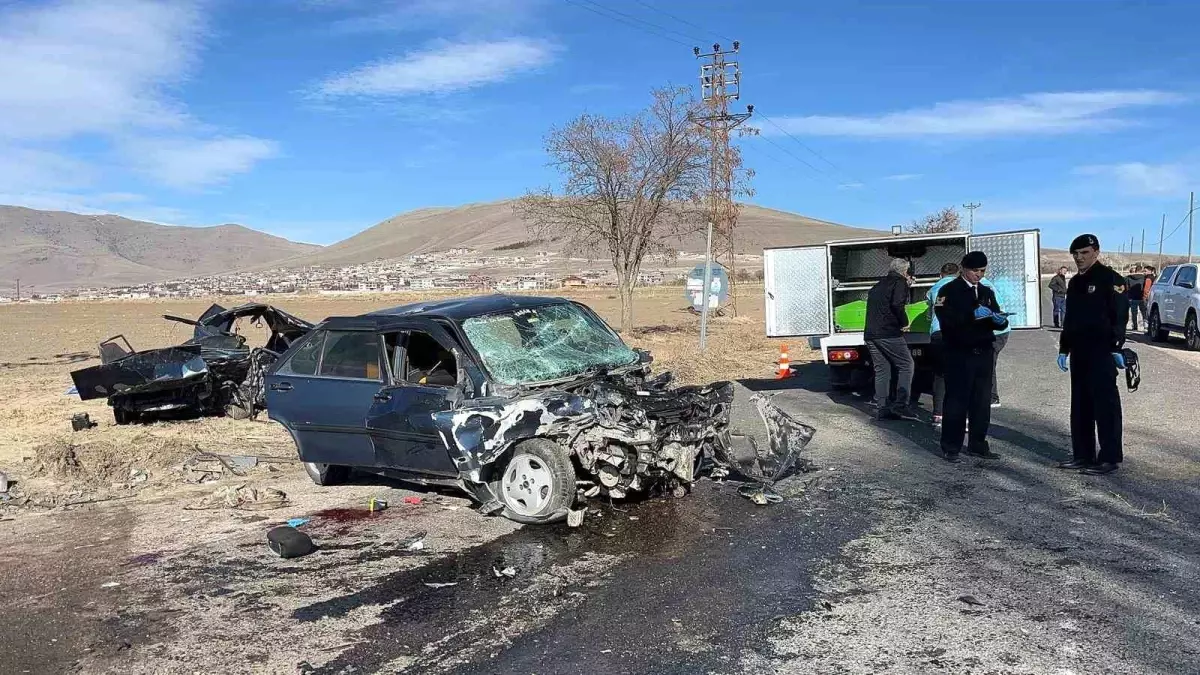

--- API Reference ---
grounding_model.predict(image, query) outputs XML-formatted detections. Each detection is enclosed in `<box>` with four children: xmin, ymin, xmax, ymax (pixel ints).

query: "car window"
<box><xmin>1157</xmin><ymin>266</ymin><xmax>1178</xmax><ymax>286</ymax></box>
<box><xmin>1174</xmin><ymin>266</ymin><xmax>1197</xmax><ymax>288</ymax></box>
<box><xmin>402</xmin><ymin>331</ymin><xmax>458</xmax><ymax>387</ymax></box>
<box><xmin>277</xmin><ymin>331</ymin><xmax>325</xmax><ymax>376</ymax></box>
<box><xmin>318</xmin><ymin>331</ymin><xmax>382</xmax><ymax>380</ymax></box>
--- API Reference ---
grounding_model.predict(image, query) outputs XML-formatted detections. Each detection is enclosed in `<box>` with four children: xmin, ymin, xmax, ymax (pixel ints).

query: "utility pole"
<box><xmin>1190</xmin><ymin>190</ymin><xmax>1195</xmax><ymax>263</ymax></box>
<box><xmin>690</xmin><ymin>41</ymin><xmax>752</xmax><ymax>317</ymax></box>
<box><xmin>14</xmin><ymin>278</ymin><xmax>19</xmax><ymax>302</ymax></box>
<box><xmin>963</xmin><ymin>202</ymin><xmax>981</xmax><ymax>234</ymax></box>
<box><xmin>1159</xmin><ymin>213</ymin><xmax>1166</xmax><ymax>266</ymax></box>
<box><xmin>1141</xmin><ymin>228</ymin><xmax>1145</xmax><ymax>256</ymax></box>
<box><xmin>699</xmin><ymin>222</ymin><xmax>714</xmax><ymax>352</ymax></box>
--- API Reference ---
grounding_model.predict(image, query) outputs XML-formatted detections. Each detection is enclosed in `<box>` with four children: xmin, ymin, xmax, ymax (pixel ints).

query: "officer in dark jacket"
<box><xmin>864</xmin><ymin>258</ymin><xmax>918</xmax><ymax>421</ymax></box>
<box><xmin>933</xmin><ymin>251</ymin><xmax>1009</xmax><ymax>462</ymax></box>
<box><xmin>1057</xmin><ymin>234</ymin><xmax>1129</xmax><ymax>475</ymax></box>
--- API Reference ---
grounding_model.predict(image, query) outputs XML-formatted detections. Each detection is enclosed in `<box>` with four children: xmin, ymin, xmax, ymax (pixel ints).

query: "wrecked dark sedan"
<box><xmin>265</xmin><ymin>295</ymin><xmax>815</xmax><ymax>524</ymax></box>
<box><xmin>70</xmin><ymin>303</ymin><xmax>312</xmax><ymax>424</ymax></box>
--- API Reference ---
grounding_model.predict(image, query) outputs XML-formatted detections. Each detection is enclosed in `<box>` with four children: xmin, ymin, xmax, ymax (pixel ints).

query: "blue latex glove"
<box><xmin>1057</xmin><ymin>354</ymin><xmax>1069</xmax><ymax>372</ymax></box>
<box><xmin>990</xmin><ymin>313</ymin><xmax>1006</xmax><ymax>326</ymax></box>
<box><xmin>1113</xmin><ymin>352</ymin><xmax>1126</xmax><ymax>369</ymax></box>
<box><xmin>973</xmin><ymin>306</ymin><xmax>993</xmax><ymax>320</ymax></box>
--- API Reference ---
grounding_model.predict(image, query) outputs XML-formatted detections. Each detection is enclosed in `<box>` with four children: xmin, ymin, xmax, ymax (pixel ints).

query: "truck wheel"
<box><xmin>1187</xmin><ymin>313</ymin><xmax>1200</xmax><ymax>351</ymax></box>
<box><xmin>303</xmin><ymin>462</ymin><xmax>350</xmax><ymax>486</ymax></box>
<box><xmin>492</xmin><ymin>439</ymin><xmax>575</xmax><ymax>525</ymax></box>
<box><xmin>1149</xmin><ymin>308</ymin><xmax>1169</xmax><ymax>342</ymax></box>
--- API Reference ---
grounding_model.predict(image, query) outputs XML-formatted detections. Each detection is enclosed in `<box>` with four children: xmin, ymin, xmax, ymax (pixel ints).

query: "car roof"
<box><xmin>318</xmin><ymin>294</ymin><xmax>574</xmax><ymax>330</ymax></box>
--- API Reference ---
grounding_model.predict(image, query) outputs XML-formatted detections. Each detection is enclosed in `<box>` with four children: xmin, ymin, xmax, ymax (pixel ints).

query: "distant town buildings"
<box><xmin>4</xmin><ymin>247</ymin><xmax>764</xmax><ymax>303</ymax></box>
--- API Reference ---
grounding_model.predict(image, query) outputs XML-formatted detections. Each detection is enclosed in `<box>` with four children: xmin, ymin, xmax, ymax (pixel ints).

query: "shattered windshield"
<box><xmin>462</xmin><ymin>303</ymin><xmax>638</xmax><ymax>385</ymax></box>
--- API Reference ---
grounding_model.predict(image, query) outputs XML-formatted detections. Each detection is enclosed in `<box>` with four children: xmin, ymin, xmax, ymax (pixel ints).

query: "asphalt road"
<box><xmin>6</xmin><ymin>319</ymin><xmax>1200</xmax><ymax>674</ymax></box>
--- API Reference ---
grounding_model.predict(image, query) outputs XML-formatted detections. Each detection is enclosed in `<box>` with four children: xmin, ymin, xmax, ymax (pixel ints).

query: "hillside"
<box><xmin>265</xmin><ymin>200</ymin><xmax>882</xmax><ymax>269</ymax></box>
<box><xmin>0</xmin><ymin>206</ymin><xmax>320</xmax><ymax>294</ymax></box>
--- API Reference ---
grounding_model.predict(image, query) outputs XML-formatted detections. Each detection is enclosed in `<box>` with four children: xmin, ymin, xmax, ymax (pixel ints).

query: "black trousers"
<box><xmin>941</xmin><ymin>346</ymin><xmax>994</xmax><ymax>455</ymax></box>
<box><xmin>1069</xmin><ymin>349</ymin><xmax>1123</xmax><ymax>464</ymax></box>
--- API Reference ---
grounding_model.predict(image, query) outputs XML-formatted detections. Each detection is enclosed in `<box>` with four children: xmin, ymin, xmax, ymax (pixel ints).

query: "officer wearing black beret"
<box><xmin>933</xmin><ymin>251</ymin><xmax>1009</xmax><ymax>462</ymax></box>
<box><xmin>1057</xmin><ymin>234</ymin><xmax>1129</xmax><ymax>475</ymax></box>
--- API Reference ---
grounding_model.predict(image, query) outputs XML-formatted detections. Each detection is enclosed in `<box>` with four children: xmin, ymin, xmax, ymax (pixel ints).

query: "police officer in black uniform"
<box><xmin>1057</xmin><ymin>233</ymin><xmax>1129</xmax><ymax>475</ymax></box>
<box><xmin>934</xmin><ymin>251</ymin><xmax>1009</xmax><ymax>463</ymax></box>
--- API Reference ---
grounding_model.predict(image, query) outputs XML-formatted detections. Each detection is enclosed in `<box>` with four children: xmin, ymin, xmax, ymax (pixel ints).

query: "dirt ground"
<box><xmin>0</xmin><ymin>284</ymin><xmax>806</xmax><ymax>509</ymax></box>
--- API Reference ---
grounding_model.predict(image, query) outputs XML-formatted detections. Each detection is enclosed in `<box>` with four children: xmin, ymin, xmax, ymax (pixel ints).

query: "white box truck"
<box><xmin>763</xmin><ymin>229</ymin><xmax>1043</xmax><ymax>393</ymax></box>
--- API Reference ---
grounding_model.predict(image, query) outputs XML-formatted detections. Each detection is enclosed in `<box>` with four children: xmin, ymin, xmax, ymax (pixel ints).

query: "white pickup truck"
<box><xmin>1146</xmin><ymin>262</ymin><xmax>1200</xmax><ymax>350</ymax></box>
<box><xmin>762</xmin><ymin>229</ymin><xmax>1043</xmax><ymax>393</ymax></box>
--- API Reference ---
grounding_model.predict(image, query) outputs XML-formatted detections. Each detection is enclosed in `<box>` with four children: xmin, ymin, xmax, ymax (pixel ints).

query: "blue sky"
<box><xmin>2</xmin><ymin>0</ymin><xmax>1199</xmax><ymax>253</ymax></box>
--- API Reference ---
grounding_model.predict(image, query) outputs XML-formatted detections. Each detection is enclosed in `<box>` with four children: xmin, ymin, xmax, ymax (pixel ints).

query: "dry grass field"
<box><xmin>0</xmin><ymin>284</ymin><xmax>813</xmax><ymax>509</ymax></box>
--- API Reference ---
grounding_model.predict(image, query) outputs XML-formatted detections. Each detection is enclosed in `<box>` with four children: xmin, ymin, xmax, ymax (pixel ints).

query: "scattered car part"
<box><xmin>267</xmin><ymin>526</ymin><xmax>314</xmax><ymax>559</ymax></box>
<box><xmin>71</xmin><ymin>412</ymin><xmax>97</xmax><ymax>432</ymax></box>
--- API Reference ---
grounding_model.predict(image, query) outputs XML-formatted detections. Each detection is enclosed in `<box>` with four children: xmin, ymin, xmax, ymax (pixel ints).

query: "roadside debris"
<box><xmin>492</xmin><ymin>566</ymin><xmax>517</xmax><ymax>579</ymax></box>
<box><xmin>180</xmin><ymin>451</ymin><xmax>266</xmax><ymax>484</ymax></box>
<box><xmin>267</xmin><ymin>525</ymin><xmax>314</xmax><ymax>559</ymax></box>
<box><xmin>368</xmin><ymin>497</ymin><xmax>388</xmax><ymax>512</ymax></box>
<box><xmin>958</xmin><ymin>595</ymin><xmax>986</xmax><ymax>607</ymax></box>
<box><xmin>71</xmin><ymin>412</ymin><xmax>97</xmax><ymax>432</ymax></box>
<box><xmin>402</xmin><ymin>496</ymin><xmax>422</xmax><ymax>505</ymax></box>
<box><xmin>423</xmin><ymin>581</ymin><xmax>459</xmax><ymax>589</ymax></box>
<box><xmin>400</xmin><ymin>532</ymin><xmax>427</xmax><ymax>552</ymax></box>
<box><xmin>737</xmin><ymin>483</ymin><xmax>784</xmax><ymax>505</ymax></box>
<box><xmin>567</xmin><ymin>509</ymin><xmax>585</xmax><ymax>527</ymax></box>
<box><xmin>100</xmin><ymin>581</ymin><xmax>120</xmax><ymax>588</ymax></box>
<box><xmin>0</xmin><ymin>471</ymin><xmax>8</xmax><ymax>494</ymax></box>
<box><xmin>69</xmin><ymin>303</ymin><xmax>312</xmax><ymax>425</ymax></box>
<box><xmin>286</xmin><ymin>517</ymin><xmax>310</xmax><ymax>528</ymax></box>
<box><xmin>186</xmin><ymin>484</ymin><xmax>288</xmax><ymax>511</ymax></box>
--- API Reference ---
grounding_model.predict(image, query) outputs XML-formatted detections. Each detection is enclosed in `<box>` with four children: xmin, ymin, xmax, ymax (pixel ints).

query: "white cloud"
<box><xmin>316</xmin><ymin>38</ymin><xmax>557</xmax><ymax>97</ymax></box>
<box><xmin>884</xmin><ymin>173</ymin><xmax>923</xmax><ymax>181</ymax></box>
<box><xmin>122</xmin><ymin>136</ymin><xmax>280</xmax><ymax>190</ymax></box>
<box><xmin>0</xmin><ymin>190</ymin><xmax>189</xmax><ymax>224</ymax></box>
<box><xmin>0</xmin><ymin>0</ymin><xmax>276</xmax><ymax>191</ymax></box>
<box><xmin>320</xmin><ymin>0</ymin><xmax>542</xmax><ymax>35</ymax></box>
<box><xmin>765</xmin><ymin>90</ymin><xmax>1187</xmax><ymax>138</ymax></box>
<box><xmin>1074</xmin><ymin>162</ymin><xmax>1189</xmax><ymax>196</ymax></box>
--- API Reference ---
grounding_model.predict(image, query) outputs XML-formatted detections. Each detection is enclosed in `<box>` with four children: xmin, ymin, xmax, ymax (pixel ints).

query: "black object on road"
<box><xmin>267</xmin><ymin>526</ymin><xmax>315</xmax><ymax>559</ymax></box>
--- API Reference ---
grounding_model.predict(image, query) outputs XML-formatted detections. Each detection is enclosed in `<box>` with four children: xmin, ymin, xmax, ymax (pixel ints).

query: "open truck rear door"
<box><xmin>969</xmin><ymin>229</ymin><xmax>1043</xmax><ymax>329</ymax></box>
<box><xmin>764</xmin><ymin>245</ymin><xmax>831</xmax><ymax>338</ymax></box>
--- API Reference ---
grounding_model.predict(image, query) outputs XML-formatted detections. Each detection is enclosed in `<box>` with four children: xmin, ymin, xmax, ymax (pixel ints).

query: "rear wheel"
<box><xmin>1149</xmin><ymin>308</ymin><xmax>1169</xmax><ymax>342</ymax></box>
<box><xmin>303</xmin><ymin>462</ymin><xmax>350</xmax><ymax>486</ymax></box>
<box><xmin>492</xmin><ymin>438</ymin><xmax>575</xmax><ymax>525</ymax></box>
<box><xmin>1186</xmin><ymin>312</ymin><xmax>1200</xmax><ymax>351</ymax></box>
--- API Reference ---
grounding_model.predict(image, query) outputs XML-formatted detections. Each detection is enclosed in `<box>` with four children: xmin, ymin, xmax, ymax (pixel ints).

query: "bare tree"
<box><xmin>515</xmin><ymin>86</ymin><xmax>718</xmax><ymax>331</ymax></box>
<box><xmin>905</xmin><ymin>206</ymin><xmax>963</xmax><ymax>234</ymax></box>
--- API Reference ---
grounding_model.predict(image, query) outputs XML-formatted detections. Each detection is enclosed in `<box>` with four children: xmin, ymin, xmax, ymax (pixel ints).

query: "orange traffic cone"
<box><xmin>776</xmin><ymin>344</ymin><xmax>792</xmax><ymax>379</ymax></box>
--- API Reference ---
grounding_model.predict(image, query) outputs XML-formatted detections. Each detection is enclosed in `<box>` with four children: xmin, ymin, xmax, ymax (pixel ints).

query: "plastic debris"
<box><xmin>400</xmin><ymin>532</ymin><xmax>427</xmax><ymax>552</ymax></box>
<box><xmin>738</xmin><ymin>483</ymin><xmax>784</xmax><ymax>505</ymax></box>
<box><xmin>128</xmin><ymin>469</ymin><xmax>149</xmax><ymax>484</ymax></box>
<box><xmin>493</xmin><ymin>566</ymin><xmax>517</xmax><ymax>579</ymax></box>
<box><xmin>267</xmin><ymin>525</ymin><xmax>314</xmax><ymax>559</ymax></box>
<box><xmin>369</xmin><ymin>497</ymin><xmax>388</xmax><ymax>512</ymax></box>
<box><xmin>423</xmin><ymin>582</ymin><xmax>458</xmax><ymax>588</ymax></box>
<box><xmin>101</xmin><ymin>581</ymin><xmax>120</xmax><ymax>588</ymax></box>
<box><xmin>567</xmin><ymin>509</ymin><xmax>585</xmax><ymax>528</ymax></box>
<box><xmin>186</xmin><ymin>484</ymin><xmax>288</xmax><ymax>511</ymax></box>
<box><xmin>403</xmin><ymin>496</ymin><xmax>422</xmax><ymax>505</ymax></box>
<box><xmin>286</xmin><ymin>517</ymin><xmax>310</xmax><ymax>528</ymax></box>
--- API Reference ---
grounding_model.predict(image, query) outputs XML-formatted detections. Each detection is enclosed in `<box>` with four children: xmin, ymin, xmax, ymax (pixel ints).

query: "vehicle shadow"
<box><xmin>1</xmin><ymin>351</ymin><xmax>95</xmax><ymax>369</ymax></box>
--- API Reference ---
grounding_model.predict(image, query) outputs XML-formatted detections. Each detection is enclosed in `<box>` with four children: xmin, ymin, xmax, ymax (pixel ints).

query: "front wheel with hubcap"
<box><xmin>1187</xmin><ymin>313</ymin><xmax>1200</xmax><ymax>351</ymax></box>
<box><xmin>493</xmin><ymin>438</ymin><xmax>575</xmax><ymax>524</ymax></box>
<box><xmin>1149</xmin><ymin>308</ymin><xmax>1170</xmax><ymax>342</ymax></box>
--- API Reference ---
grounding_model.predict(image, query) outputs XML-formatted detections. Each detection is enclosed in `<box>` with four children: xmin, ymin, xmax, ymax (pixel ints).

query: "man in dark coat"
<box><xmin>1125</xmin><ymin>265</ymin><xmax>1146</xmax><ymax>331</ymax></box>
<box><xmin>1049</xmin><ymin>266</ymin><xmax>1069</xmax><ymax>328</ymax></box>
<box><xmin>864</xmin><ymin>258</ymin><xmax>919</xmax><ymax>421</ymax></box>
<box><xmin>933</xmin><ymin>251</ymin><xmax>1009</xmax><ymax>462</ymax></box>
<box><xmin>1057</xmin><ymin>234</ymin><xmax>1129</xmax><ymax>475</ymax></box>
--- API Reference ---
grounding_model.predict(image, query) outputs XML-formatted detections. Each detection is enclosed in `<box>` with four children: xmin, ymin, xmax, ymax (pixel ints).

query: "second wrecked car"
<box><xmin>265</xmin><ymin>295</ymin><xmax>815</xmax><ymax>523</ymax></box>
<box><xmin>70</xmin><ymin>303</ymin><xmax>313</xmax><ymax>424</ymax></box>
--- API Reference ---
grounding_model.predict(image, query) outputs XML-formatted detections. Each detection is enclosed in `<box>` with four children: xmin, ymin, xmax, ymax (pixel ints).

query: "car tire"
<box><xmin>303</xmin><ymin>461</ymin><xmax>350</xmax><ymax>486</ymax></box>
<box><xmin>492</xmin><ymin>438</ymin><xmax>576</xmax><ymax>525</ymax></box>
<box><xmin>1149</xmin><ymin>308</ymin><xmax>1169</xmax><ymax>342</ymax></box>
<box><xmin>1187</xmin><ymin>312</ymin><xmax>1200</xmax><ymax>351</ymax></box>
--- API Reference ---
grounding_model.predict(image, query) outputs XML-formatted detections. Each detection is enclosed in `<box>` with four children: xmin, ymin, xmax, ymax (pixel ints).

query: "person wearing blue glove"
<box><xmin>1057</xmin><ymin>233</ymin><xmax>1130</xmax><ymax>476</ymax></box>
<box><xmin>932</xmin><ymin>251</ymin><xmax>1008</xmax><ymax>463</ymax></box>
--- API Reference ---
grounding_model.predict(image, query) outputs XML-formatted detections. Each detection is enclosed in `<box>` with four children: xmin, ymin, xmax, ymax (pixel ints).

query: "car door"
<box><xmin>367</xmin><ymin>321</ymin><xmax>466</xmax><ymax>477</ymax></box>
<box><xmin>265</xmin><ymin>328</ymin><xmax>385</xmax><ymax>467</ymax></box>
<box><xmin>1151</xmin><ymin>266</ymin><xmax>1177</xmax><ymax>323</ymax></box>
<box><xmin>1171</xmin><ymin>265</ymin><xmax>1198</xmax><ymax>326</ymax></box>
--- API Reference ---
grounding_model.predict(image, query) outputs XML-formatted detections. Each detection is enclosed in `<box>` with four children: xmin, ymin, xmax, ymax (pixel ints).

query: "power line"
<box><xmin>560</xmin><ymin>0</ymin><xmax>701</xmax><ymax>47</ymax></box>
<box><xmin>756</xmin><ymin>112</ymin><xmax>853</xmax><ymax>179</ymax></box>
<box><xmin>629</xmin><ymin>0</ymin><xmax>735</xmax><ymax>43</ymax></box>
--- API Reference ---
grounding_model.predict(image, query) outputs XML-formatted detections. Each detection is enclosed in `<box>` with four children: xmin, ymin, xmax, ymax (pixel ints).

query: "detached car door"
<box><xmin>367</xmin><ymin>322</ymin><xmax>465</xmax><ymax>477</ymax></box>
<box><xmin>265</xmin><ymin>328</ymin><xmax>385</xmax><ymax>467</ymax></box>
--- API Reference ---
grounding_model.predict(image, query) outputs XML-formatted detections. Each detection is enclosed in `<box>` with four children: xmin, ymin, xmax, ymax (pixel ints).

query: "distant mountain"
<box><xmin>265</xmin><ymin>200</ymin><xmax>883</xmax><ymax>270</ymax></box>
<box><xmin>0</xmin><ymin>206</ymin><xmax>320</xmax><ymax>294</ymax></box>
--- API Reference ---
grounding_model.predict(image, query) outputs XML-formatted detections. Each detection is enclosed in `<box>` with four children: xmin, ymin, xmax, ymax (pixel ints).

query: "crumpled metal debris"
<box><xmin>186</xmin><ymin>484</ymin><xmax>288</xmax><ymax>511</ymax></box>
